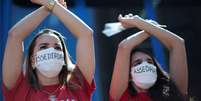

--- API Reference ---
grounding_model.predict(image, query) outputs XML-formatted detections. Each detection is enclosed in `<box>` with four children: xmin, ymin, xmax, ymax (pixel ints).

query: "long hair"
<box><xmin>128</xmin><ymin>48</ymin><xmax>185</xmax><ymax>101</ymax></box>
<box><xmin>26</xmin><ymin>28</ymin><xmax>78</xmax><ymax>90</ymax></box>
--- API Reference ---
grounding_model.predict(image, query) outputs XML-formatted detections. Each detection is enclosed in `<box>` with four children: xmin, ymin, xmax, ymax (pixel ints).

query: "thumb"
<box><xmin>118</xmin><ymin>14</ymin><xmax>123</xmax><ymax>21</ymax></box>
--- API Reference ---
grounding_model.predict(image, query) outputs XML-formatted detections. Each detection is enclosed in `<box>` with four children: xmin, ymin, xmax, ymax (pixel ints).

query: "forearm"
<box><xmin>9</xmin><ymin>6</ymin><xmax>49</xmax><ymax>41</ymax></box>
<box><xmin>119</xmin><ymin>31</ymin><xmax>150</xmax><ymax>51</ymax></box>
<box><xmin>52</xmin><ymin>3</ymin><xmax>93</xmax><ymax>38</ymax></box>
<box><xmin>133</xmin><ymin>17</ymin><xmax>184</xmax><ymax>51</ymax></box>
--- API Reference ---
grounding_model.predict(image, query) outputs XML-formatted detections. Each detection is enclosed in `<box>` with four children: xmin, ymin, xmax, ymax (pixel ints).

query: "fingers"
<box><xmin>118</xmin><ymin>13</ymin><xmax>137</xmax><ymax>20</ymax></box>
<box><xmin>58</xmin><ymin>0</ymin><xmax>67</xmax><ymax>7</ymax></box>
<box><xmin>63</xmin><ymin>2</ymin><xmax>67</xmax><ymax>7</ymax></box>
<box><xmin>120</xmin><ymin>14</ymin><xmax>166</xmax><ymax>27</ymax></box>
<box><xmin>128</xmin><ymin>13</ymin><xmax>133</xmax><ymax>17</ymax></box>
<box><xmin>30</xmin><ymin>0</ymin><xmax>44</xmax><ymax>5</ymax></box>
<box><xmin>118</xmin><ymin>14</ymin><xmax>123</xmax><ymax>21</ymax></box>
<box><xmin>58</xmin><ymin>0</ymin><xmax>65</xmax><ymax>3</ymax></box>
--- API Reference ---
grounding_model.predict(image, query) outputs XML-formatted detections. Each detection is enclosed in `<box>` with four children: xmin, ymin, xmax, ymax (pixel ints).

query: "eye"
<box><xmin>39</xmin><ymin>45</ymin><xmax>48</xmax><ymax>50</ymax></box>
<box><xmin>54</xmin><ymin>46</ymin><xmax>62</xmax><ymax>51</ymax></box>
<box><xmin>133</xmin><ymin>60</ymin><xmax>142</xmax><ymax>66</ymax></box>
<box><xmin>147</xmin><ymin>59</ymin><xmax>154</xmax><ymax>64</ymax></box>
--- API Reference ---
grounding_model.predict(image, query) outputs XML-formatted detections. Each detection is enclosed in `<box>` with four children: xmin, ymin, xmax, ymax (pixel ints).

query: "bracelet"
<box><xmin>46</xmin><ymin>0</ymin><xmax>57</xmax><ymax>11</ymax></box>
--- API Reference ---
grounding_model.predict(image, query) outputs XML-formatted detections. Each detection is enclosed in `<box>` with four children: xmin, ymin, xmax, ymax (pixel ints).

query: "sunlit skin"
<box><xmin>32</xmin><ymin>34</ymin><xmax>64</xmax><ymax>86</ymax></box>
<box><xmin>130</xmin><ymin>52</ymin><xmax>155</xmax><ymax>93</ymax></box>
<box><xmin>3</xmin><ymin>0</ymin><xmax>95</xmax><ymax>94</ymax></box>
<box><xmin>110</xmin><ymin>14</ymin><xmax>188</xmax><ymax>100</ymax></box>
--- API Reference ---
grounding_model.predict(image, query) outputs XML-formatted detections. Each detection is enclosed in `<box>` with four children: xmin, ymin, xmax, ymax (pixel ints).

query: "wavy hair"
<box><xmin>128</xmin><ymin>48</ymin><xmax>186</xmax><ymax>101</ymax></box>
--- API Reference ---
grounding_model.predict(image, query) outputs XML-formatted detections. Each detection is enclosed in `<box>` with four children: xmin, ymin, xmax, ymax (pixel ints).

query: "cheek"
<box><xmin>129</xmin><ymin>67</ymin><xmax>135</xmax><ymax>78</ymax></box>
<box><xmin>31</xmin><ymin>56</ymin><xmax>36</xmax><ymax>68</ymax></box>
<box><xmin>130</xmin><ymin>57</ymin><xmax>136</xmax><ymax>67</ymax></box>
<box><xmin>30</xmin><ymin>51</ymin><xmax>37</xmax><ymax>69</ymax></box>
<box><xmin>32</xmin><ymin>47</ymin><xmax>38</xmax><ymax>63</ymax></box>
<box><xmin>33</xmin><ymin>46</ymin><xmax>39</xmax><ymax>54</ymax></box>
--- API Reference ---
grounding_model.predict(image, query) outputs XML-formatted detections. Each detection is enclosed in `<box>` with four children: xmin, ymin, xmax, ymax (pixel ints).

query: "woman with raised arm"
<box><xmin>2</xmin><ymin>0</ymin><xmax>95</xmax><ymax>100</ymax></box>
<box><xmin>110</xmin><ymin>14</ymin><xmax>188</xmax><ymax>101</ymax></box>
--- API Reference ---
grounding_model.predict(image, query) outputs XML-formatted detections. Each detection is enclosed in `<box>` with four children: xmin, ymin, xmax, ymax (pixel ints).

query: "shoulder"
<box><xmin>68</xmin><ymin>65</ymin><xmax>95</xmax><ymax>94</ymax></box>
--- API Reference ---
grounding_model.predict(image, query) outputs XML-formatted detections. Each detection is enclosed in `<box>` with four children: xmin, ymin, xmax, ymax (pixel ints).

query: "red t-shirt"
<box><xmin>110</xmin><ymin>89</ymin><xmax>153</xmax><ymax>101</ymax></box>
<box><xmin>2</xmin><ymin>68</ymin><xmax>95</xmax><ymax>101</ymax></box>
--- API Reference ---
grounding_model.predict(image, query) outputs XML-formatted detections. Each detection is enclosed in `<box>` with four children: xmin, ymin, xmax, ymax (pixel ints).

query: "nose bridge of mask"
<box><xmin>132</xmin><ymin>61</ymin><xmax>157</xmax><ymax>74</ymax></box>
<box><xmin>35</xmin><ymin>47</ymin><xmax>64</xmax><ymax>66</ymax></box>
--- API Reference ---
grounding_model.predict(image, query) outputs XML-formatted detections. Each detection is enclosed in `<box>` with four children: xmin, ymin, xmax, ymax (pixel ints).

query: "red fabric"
<box><xmin>110</xmin><ymin>89</ymin><xmax>153</xmax><ymax>101</ymax></box>
<box><xmin>2</xmin><ymin>68</ymin><xmax>95</xmax><ymax>101</ymax></box>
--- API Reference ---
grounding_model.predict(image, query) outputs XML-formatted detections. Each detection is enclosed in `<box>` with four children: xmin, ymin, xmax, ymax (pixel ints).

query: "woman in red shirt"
<box><xmin>110</xmin><ymin>14</ymin><xmax>188</xmax><ymax>101</ymax></box>
<box><xmin>2</xmin><ymin>0</ymin><xmax>95</xmax><ymax>101</ymax></box>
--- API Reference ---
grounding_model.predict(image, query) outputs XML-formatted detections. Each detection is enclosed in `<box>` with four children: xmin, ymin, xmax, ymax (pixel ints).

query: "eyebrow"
<box><xmin>133</xmin><ymin>59</ymin><xmax>141</xmax><ymax>63</ymax></box>
<box><xmin>39</xmin><ymin>43</ymin><xmax>49</xmax><ymax>46</ymax></box>
<box><xmin>54</xmin><ymin>43</ymin><xmax>62</xmax><ymax>46</ymax></box>
<box><xmin>146</xmin><ymin>58</ymin><xmax>153</xmax><ymax>61</ymax></box>
<box><xmin>133</xmin><ymin>57</ymin><xmax>153</xmax><ymax>63</ymax></box>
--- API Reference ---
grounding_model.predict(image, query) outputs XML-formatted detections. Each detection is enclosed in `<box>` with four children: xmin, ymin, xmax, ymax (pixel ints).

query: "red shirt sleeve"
<box><xmin>70</xmin><ymin>66</ymin><xmax>96</xmax><ymax>99</ymax></box>
<box><xmin>79</xmin><ymin>68</ymin><xmax>95</xmax><ymax>95</ymax></box>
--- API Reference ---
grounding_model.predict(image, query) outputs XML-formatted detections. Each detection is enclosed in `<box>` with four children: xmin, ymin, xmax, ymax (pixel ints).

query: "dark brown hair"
<box><xmin>128</xmin><ymin>48</ymin><xmax>186</xmax><ymax>101</ymax></box>
<box><xmin>26</xmin><ymin>28</ymin><xmax>80</xmax><ymax>90</ymax></box>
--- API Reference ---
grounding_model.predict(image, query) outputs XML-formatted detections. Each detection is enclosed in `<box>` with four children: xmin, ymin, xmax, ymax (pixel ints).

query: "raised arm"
<box><xmin>52</xmin><ymin>0</ymin><xmax>94</xmax><ymax>84</ymax></box>
<box><xmin>3</xmin><ymin>6</ymin><xmax>49</xmax><ymax>90</ymax></box>
<box><xmin>110</xmin><ymin>31</ymin><xmax>150</xmax><ymax>100</ymax></box>
<box><xmin>110</xmin><ymin>15</ymin><xmax>151</xmax><ymax>100</ymax></box>
<box><xmin>32</xmin><ymin>0</ymin><xmax>95</xmax><ymax>84</ymax></box>
<box><xmin>119</xmin><ymin>14</ymin><xmax>188</xmax><ymax>96</ymax></box>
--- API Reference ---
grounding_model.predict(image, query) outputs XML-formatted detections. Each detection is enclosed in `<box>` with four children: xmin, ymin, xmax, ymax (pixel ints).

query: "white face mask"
<box><xmin>34</xmin><ymin>47</ymin><xmax>65</xmax><ymax>78</ymax></box>
<box><xmin>131</xmin><ymin>61</ymin><xmax>157</xmax><ymax>90</ymax></box>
